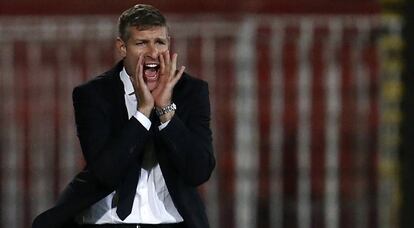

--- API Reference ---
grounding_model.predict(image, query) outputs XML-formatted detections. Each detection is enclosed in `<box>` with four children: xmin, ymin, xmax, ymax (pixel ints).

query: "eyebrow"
<box><xmin>133</xmin><ymin>37</ymin><xmax>168</xmax><ymax>42</ymax></box>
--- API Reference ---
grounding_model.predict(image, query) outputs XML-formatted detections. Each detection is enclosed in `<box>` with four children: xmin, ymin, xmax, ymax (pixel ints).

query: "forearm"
<box><xmin>73</xmin><ymin>86</ymin><xmax>151</xmax><ymax>189</ymax></box>
<box><xmin>158</xmin><ymin>115</ymin><xmax>215</xmax><ymax>186</ymax></box>
<box><xmin>83</xmin><ymin>117</ymin><xmax>150</xmax><ymax>189</ymax></box>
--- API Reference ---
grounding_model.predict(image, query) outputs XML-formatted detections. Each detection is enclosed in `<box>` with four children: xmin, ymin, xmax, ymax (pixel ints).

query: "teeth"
<box><xmin>145</xmin><ymin>63</ymin><xmax>158</xmax><ymax>68</ymax></box>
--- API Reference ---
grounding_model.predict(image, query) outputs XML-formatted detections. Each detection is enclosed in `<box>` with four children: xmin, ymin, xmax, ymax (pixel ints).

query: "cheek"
<box><xmin>123</xmin><ymin>58</ymin><xmax>138</xmax><ymax>75</ymax></box>
<box><xmin>157</xmin><ymin>46</ymin><xmax>169</xmax><ymax>53</ymax></box>
<box><xmin>125</xmin><ymin>46</ymin><xmax>143</xmax><ymax>56</ymax></box>
<box><xmin>125</xmin><ymin>52</ymin><xmax>140</xmax><ymax>64</ymax></box>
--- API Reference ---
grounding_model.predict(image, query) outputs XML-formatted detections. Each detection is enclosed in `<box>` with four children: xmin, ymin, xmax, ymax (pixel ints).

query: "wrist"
<box><xmin>155</xmin><ymin>101</ymin><xmax>172</xmax><ymax>109</ymax></box>
<box><xmin>155</xmin><ymin>103</ymin><xmax>176</xmax><ymax>117</ymax></box>
<box><xmin>138</xmin><ymin>106</ymin><xmax>152</xmax><ymax>118</ymax></box>
<box><xmin>159</xmin><ymin>111</ymin><xmax>175</xmax><ymax>124</ymax></box>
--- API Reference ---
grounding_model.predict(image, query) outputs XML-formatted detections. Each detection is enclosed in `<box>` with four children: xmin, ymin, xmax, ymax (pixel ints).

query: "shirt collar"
<box><xmin>119</xmin><ymin>67</ymin><xmax>135</xmax><ymax>96</ymax></box>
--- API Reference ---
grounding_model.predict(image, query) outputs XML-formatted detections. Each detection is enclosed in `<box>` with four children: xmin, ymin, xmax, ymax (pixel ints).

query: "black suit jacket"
<box><xmin>32</xmin><ymin>61</ymin><xmax>215</xmax><ymax>228</ymax></box>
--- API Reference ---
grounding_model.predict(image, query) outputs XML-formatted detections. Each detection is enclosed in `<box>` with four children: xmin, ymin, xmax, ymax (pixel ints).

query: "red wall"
<box><xmin>0</xmin><ymin>0</ymin><xmax>380</xmax><ymax>15</ymax></box>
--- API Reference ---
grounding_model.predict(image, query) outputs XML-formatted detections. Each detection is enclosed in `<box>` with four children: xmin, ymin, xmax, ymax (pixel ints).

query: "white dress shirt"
<box><xmin>76</xmin><ymin>68</ymin><xmax>183</xmax><ymax>224</ymax></box>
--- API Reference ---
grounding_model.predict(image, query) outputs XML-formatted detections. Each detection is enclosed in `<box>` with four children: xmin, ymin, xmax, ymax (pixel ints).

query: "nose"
<box><xmin>146</xmin><ymin>44</ymin><xmax>159</xmax><ymax>59</ymax></box>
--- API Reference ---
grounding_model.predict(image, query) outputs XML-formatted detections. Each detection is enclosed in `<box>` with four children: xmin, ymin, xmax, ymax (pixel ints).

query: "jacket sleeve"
<box><xmin>72</xmin><ymin>85</ymin><xmax>150</xmax><ymax>190</ymax></box>
<box><xmin>157</xmin><ymin>81</ymin><xmax>215</xmax><ymax>186</ymax></box>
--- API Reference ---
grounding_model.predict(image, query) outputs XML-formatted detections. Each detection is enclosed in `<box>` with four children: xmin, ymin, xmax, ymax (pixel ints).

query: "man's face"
<box><xmin>118</xmin><ymin>26</ymin><xmax>169</xmax><ymax>91</ymax></box>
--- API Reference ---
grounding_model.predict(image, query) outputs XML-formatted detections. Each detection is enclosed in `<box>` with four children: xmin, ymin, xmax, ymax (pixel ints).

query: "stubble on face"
<box><xmin>122</xmin><ymin>26</ymin><xmax>169</xmax><ymax>91</ymax></box>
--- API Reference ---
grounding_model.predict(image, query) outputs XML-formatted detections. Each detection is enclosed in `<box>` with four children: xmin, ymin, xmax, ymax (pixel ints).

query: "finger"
<box><xmin>172</xmin><ymin>65</ymin><xmax>185</xmax><ymax>85</ymax></box>
<box><xmin>136</xmin><ymin>54</ymin><xmax>146</xmax><ymax>88</ymax></box>
<box><xmin>159</xmin><ymin>52</ymin><xmax>165</xmax><ymax>75</ymax></box>
<box><xmin>158</xmin><ymin>54</ymin><xmax>170</xmax><ymax>85</ymax></box>
<box><xmin>170</xmin><ymin>53</ymin><xmax>178</xmax><ymax>77</ymax></box>
<box><xmin>134</xmin><ymin>54</ymin><xmax>141</xmax><ymax>81</ymax></box>
<box><xmin>135</xmin><ymin>54</ymin><xmax>143</xmax><ymax>82</ymax></box>
<box><xmin>164</xmin><ymin>50</ymin><xmax>171</xmax><ymax>69</ymax></box>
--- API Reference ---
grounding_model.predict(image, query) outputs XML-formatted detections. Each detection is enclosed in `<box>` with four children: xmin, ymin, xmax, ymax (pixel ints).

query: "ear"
<box><xmin>116</xmin><ymin>37</ymin><xmax>127</xmax><ymax>57</ymax></box>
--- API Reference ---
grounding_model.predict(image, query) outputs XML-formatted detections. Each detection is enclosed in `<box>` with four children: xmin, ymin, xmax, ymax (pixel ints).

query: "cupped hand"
<box><xmin>132</xmin><ymin>54</ymin><xmax>154</xmax><ymax>117</ymax></box>
<box><xmin>151</xmin><ymin>50</ymin><xmax>185</xmax><ymax>109</ymax></box>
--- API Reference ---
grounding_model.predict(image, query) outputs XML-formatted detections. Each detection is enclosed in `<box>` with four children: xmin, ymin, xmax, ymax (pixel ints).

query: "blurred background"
<box><xmin>0</xmin><ymin>0</ymin><xmax>413</xmax><ymax>228</ymax></box>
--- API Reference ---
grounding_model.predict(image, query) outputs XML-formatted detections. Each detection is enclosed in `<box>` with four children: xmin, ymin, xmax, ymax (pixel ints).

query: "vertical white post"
<box><xmin>324</xmin><ymin>19</ymin><xmax>342</xmax><ymax>228</ymax></box>
<box><xmin>269</xmin><ymin>21</ymin><xmax>286</xmax><ymax>228</ymax></box>
<box><xmin>234</xmin><ymin>18</ymin><xmax>259</xmax><ymax>228</ymax></box>
<box><xmin>297</xmin><ymin>19</ymin><xmax>313</xmax><ymax>228</ymax></box>
<box><xmin>0</xmin><ymin>38</ymin><xmax>23</xmax><ymax>228</ymax></box>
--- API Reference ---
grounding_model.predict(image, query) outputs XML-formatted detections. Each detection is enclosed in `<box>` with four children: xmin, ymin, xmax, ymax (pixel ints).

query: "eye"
<box><xmin>156</xmin><ymin>40</ymin><xmax>167</xmax><ymax>45</ymax></box>
<box><xmin>135</xmin><ymin>40</ymin><xmax>147</xmax><ymax>46</ymax></box>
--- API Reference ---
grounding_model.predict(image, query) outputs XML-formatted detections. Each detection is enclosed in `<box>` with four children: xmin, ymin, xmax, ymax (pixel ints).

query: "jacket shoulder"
<box><xmin>172</xmin><ymin>73</ymin><xmax>209</xmax><ymax>111</ymax></box>
<box><xmin>72</xmin><ymin>62</ymin><xmax>123</xmax><ymax>101</ymax></box>
<box><xmin>176</xmin><ymin>73</ymin><xmax>208</xmax><ymax>93</ymax></box>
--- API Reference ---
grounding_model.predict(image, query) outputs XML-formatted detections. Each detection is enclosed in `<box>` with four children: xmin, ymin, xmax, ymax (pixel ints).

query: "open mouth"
<box><xmin>143</xmin><ymin>63</ymin><xmax>160</xmax><ymax>82</ymax></box>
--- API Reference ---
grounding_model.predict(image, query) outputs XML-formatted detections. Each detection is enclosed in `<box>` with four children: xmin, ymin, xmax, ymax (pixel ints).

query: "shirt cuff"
<box><xmin>132</xmin><ymin>111</ymin><xmax>152</xmax><ymax>131</ymax></box>
<box><xmin>158</xmin><ymin>120</ymin><xmax>170</xmax><ymax>131</ymax></box>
